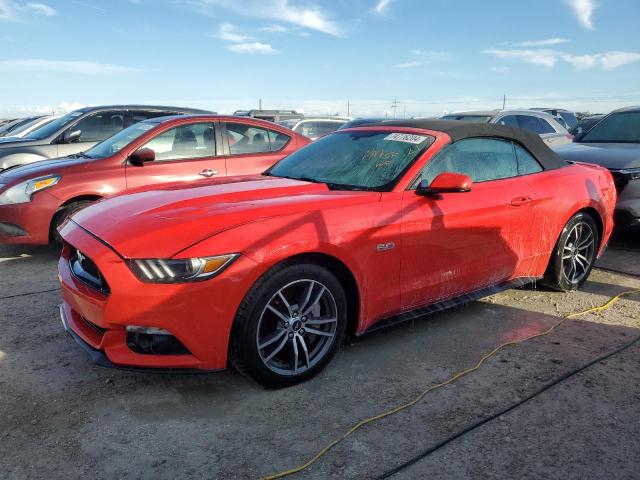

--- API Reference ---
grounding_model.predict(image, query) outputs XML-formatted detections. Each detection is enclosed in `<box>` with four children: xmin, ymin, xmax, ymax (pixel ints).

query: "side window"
<box><xmin>517</xmin><ymin>115</ymin><xmax>555</xmax><ymax>135</ymax></box>
<box><xmin>71</xmin><ymin>111</ymin><xmax>126</xmax><ymax>142</ymax></box>
<box><xmin>420</xmin><ymin>138</ymin><xmax>518</xmax><ymax>185</ymax></box>
<box><xmin>514</xmin><ymin>143</ymin><xmax>543</xmax><ymax>175</ymax></box>
<box><xmin>297</xmin><ymin>122</ymin><xmax>319</xmax><ymax>138</ymax></box>
<box><xmin>227</xmin><ymin>123</ymin><xmax>271</xmax><ymax>154</ymax></box>
<box><xmin>315</xmin><ymin>121</ymin><xmax>342</xmax><ymax>136</ymax></box>
<box><xmin>268</xmin><ymin>130</ymin><xmax>290</xmax><ymax>152</ymax></box>
<box><xmin>497</xmin><ymin>115</ymin><xmax>519</xmax><ymax>128</ymax></box>
<box><xmin>141</xmin><ymin>123</ymin><xmax>215</xmax><ymax>161</ymax></box>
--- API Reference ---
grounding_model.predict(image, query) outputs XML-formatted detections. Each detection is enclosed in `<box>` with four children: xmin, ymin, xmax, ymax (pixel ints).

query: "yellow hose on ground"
<box><xmin>262</xmin><ymin>287</ymin><xmax>640</xmax><ymax>480</ymax></box>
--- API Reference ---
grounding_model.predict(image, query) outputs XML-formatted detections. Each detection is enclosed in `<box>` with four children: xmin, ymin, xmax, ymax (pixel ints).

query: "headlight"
<box><xmin>127</xmin><ymin>254</ymin><xmax>239</xmax><ymax>283</ymax></box>
<box><xmin>620</xmin><ymin>168</ymin><xmax>640</xmax><ymax>180</ymax></box>
<box><xmin>0</xmin><ymin>175</ymin><xmax>60</xmax><ymax>205</ymax></box>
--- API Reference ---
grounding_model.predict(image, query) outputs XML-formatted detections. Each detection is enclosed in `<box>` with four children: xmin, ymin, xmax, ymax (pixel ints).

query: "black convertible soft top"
<box><xmin>365</xmin><ymin>119</ymin><xmax>568</xmax><ymax>171</ymax></box>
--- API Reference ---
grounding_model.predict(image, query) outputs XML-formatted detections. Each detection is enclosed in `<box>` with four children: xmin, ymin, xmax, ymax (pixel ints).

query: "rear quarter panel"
<box><xmin>524</xmin><ymin>163</ymin><xmax>615</xmax><ymax>275</ymax></box>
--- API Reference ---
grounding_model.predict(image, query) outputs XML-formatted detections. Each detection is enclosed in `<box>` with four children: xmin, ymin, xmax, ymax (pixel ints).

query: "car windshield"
<box><xmin>83</xmin><ymin>121</ymin><xmax>159</xmax><ymax>159</ymax></box>
<box><xmin>579</xmin><ymin>112</ymin><xmax>640</xmax><ymax>143</ymax></box>
<box><xmin>9</xmin><ymin>117</ymin><xmax>51</xmax><ymax>136</ymax></box>
<box><xmin>26</xmin><ymin>111</ymin><xmax>84</xmax><ymax>140</ymax></box>
<box><xmin>441</xmin><ymin>115</ymin><xmax>492</xmax><ymax>123</ymax></box>
<box><xmin>267</xmin><ymin>130</ymin><xmax>434</xmax><ymax>191</ymax></box>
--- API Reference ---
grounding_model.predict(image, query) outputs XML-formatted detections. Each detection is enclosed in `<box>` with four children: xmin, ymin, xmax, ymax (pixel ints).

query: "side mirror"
<box><xmin>416</xmin><ymin>172</ymin><xmax>472</xmax><ymax>197</ymax></box>
<box><xmin>63</xmin><ymin>129</ymin><xmax>81</xmax><ymax>144</ymax></box>
<box><xmin>128</xmin><ymin>148</ymin><xmax>155</xmax><ymax>166</ymax></box>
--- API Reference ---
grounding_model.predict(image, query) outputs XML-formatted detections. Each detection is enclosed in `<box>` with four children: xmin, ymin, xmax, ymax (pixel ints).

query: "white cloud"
<box><xmin>394</xmin><ymin>61</ymin><xmax>423</xmax><ymax>69</ymax></box>
<box><xmin>483</xmin><ymin>48</ymin><xmax>560</xmax><ymax>67</ymax></box>
<box><xmin>485</xmin><ymin>47</ymin><xmax>640</xmax><ymax>71</ymax></box>
<box><xmin>214</xmin><ymin>22</ymin><xmax>253</xmax><ymax>42</ymax></box>
<box><xmin>0</xmin><ymin>59</ymin><xmax>143</xmax><ymax>75</ymax></box>
<box><xmin>24</xmin><ymin>2</ymin><xmax>55</xmax><ymax>16</ymax></box>
<box><xmin>514</xmin><ymin>38</ymin><xmax>571</xmax><ymax>47</ymax></box>
<box><xmin>226</xmin><ymin>42</ymin><xmax>278</xmax><ymax>55</ymax></box>
<box><xmin>0</xmin><ymin>0</ymin><xmax>56</xmax><ymax>21</ymax></box>
<box><xmin>373</xmin><ymin>0</ymin><xmax>392</xmax><ymax>15</ymax></box>
<box><xmin>260</xmin><ymin>23</ymin><xmax>310</xmax><ymax>36</ymax></box>
<box><xmin>181</xmin><ymin>0</ymin><xmax>343</xmax><ymax>36</ymax></box>
<box><xmin>409</xmin><ymin>50</ymin><xmax>452</xmax><ymax>61</ymax></box>
<box><xmin>563</xmin><ymin>51</ymin><xmax>640</xmax><ymax>70</ymax></box>
<box><xmin>491</xmin><ymin>66</ymin><xmax>510</xmax><ymax>72</ymax></box>
<box><xmin>567</xmin><ymin>0</ymin><xmax>597</xmax><ymax>29</ymax></box>
<box><xmin>260</xmin><ymin>24</ymin><xmax>288</xmax><ymax>33</ymax></box>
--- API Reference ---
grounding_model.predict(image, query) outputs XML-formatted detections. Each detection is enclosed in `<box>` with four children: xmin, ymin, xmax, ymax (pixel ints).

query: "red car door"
<box><xmin>125</xmin><ymin>121</ymin><xmax>227</xmax><ymax>189</ymax></box>
<box><xmin>399</xmin><ymin>137</ymin><xmax>536</xmax><ymax>310</ymax></box>
<box><xmin>223</xmin><ymin>121</ymin><xmax>293</xmax><ymax>175</ymax></box>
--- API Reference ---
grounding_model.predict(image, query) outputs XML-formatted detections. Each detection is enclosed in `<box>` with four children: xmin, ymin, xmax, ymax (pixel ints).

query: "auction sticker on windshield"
<box><xmin>384</xmin><ymin>133</ymin><xmax>429</xmax><ymax>144</ymax></box>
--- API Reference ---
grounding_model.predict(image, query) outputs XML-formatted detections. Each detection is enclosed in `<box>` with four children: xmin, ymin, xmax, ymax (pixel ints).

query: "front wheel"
<box><xmin>543</xmin><ymin>212</ymin><xmax>598</xmax><ymax>292</ymax></box>
<box><xmin>51</xmin><ymin>200</ymin><xmax>94</xmax><ymax>243</ymax></box>
<box><xmin>230</xmin><ymin>263</ymin><xmax>347</xmax><ymax>388</ymax></box>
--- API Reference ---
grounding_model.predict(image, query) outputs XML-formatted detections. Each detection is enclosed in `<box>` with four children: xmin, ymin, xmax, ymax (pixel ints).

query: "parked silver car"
<box><xmin>0</xmin><ymin>115</ymin><xmax>61</xmax><ymax>140</ymax></box>
<box><xmin>441</xmin><ymin>109</ymin><xmax>572</xmax><ymax>147</ymax></box>
<box><xmin>279</xmin><ymin>117</ymin><xmax>352</xmax><ymax>140</ymax></box>
<box><xmin>0</xmin><ymin>105</ymin><xmax>212</xmax><ymax>172</ymax></box>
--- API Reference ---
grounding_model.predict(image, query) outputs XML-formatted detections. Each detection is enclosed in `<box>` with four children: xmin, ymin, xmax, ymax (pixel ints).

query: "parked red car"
<box><xmin>58</xmin><ymin>120</ymin><xmax>616</xmax><ymax>387</ymax></box>
<box><xmin>0</xmin><ymin>115</ymin><xmax>309</xmax><ymax>244</ymax></box>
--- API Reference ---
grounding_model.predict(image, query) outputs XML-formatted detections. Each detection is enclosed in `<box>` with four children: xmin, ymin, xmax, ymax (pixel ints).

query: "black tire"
<box><xmin>230</xmin><ymin>263</ymin><xmax>347</xmax><ymax>388</ymax></box>
<box><xmin>51</xmin><ymin>201</ymin><xmax>94</xmax><ymax>243</ymax></box>
<box><xmin>543</xmin><ymin>212</ymin><xmax>599</xmax><ymax>292</ymax></box>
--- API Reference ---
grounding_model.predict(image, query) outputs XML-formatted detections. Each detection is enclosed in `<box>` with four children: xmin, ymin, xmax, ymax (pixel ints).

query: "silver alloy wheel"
<box><xmin>562</xmin><ymin>221</ymin><xmax>595</xmax><ymax>284</ymax></box>
<box><xmin>256</xmin><ymin>279</ymin><xmax>338</xmax><ymax>376</ymax></box>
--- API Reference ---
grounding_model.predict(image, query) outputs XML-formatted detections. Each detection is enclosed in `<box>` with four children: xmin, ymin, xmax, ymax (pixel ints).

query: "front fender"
<box><xmin>177</xmin><ymin>212</ymin><xmax>369</xmax><ymax>327</ymax></box>
<box><xmin>178</xmin><ymin>212</ymin><xmax>365</xmax><ymax>282</ymax></box>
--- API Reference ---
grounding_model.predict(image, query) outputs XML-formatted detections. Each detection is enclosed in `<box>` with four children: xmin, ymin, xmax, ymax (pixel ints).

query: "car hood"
<box><xmin>553</xmin><ymin>143</ymin><xmax>640</xmax><ymax>170</ymax></box>
<box><xmin>70</xmin><ymin>175</ymin><xmax>381</xmax><ymax>259</ymax></box>
<box><xmin>0</xmin><ymin>156</ymin><xmax>89</xmax><ymax>183</ymax></box>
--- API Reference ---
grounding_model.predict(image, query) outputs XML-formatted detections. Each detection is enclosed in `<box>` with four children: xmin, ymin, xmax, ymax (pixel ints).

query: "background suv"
<box><xmin>554</xmin><ymin>106</ymin><xmax>640</xmax><ymax>228</ymax></box>
<box><xmin>0</xmin><ymin>105</ymin><xmax>212</xmax><ymax>172</ymax></box>
<box><xmin>441</xmin><ymin>109</ymin><xmax>572</xmax><ymax>147</ymax></box>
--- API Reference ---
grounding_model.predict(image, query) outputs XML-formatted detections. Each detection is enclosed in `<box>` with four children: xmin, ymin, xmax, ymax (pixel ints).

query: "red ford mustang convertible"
<box><xmin>57</xmin><ymin>120</ymin><xmax>616</xmax><ymax>387</ymax></box>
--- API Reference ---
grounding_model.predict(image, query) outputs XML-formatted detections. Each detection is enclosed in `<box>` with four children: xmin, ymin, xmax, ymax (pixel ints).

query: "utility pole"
<box><xmin>259</xmin><ymin>98</ymin><xmax>262</xmax><ymax>110</ymax></box>
<box><xmin>502</xmin><ymin>94</ymin><xmax>506</xmax><ymax>110</ymax></box>
<box><xmin>391</xmin><ymin>98</ymin><xmax>399</xmax><ymax>118</ymax></box>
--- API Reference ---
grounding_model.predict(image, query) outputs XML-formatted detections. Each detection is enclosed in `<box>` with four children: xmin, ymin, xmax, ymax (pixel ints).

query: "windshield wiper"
<box><xmin>265</xmin><ymin>173</ymin><xmax>369</xmax><ymax>191</ymax></box>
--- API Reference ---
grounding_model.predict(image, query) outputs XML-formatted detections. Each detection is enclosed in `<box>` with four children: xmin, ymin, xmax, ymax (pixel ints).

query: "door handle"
<box><xmin>199</xmin><ymin>169</ymin><xmax>218</xmax><ymax>178</ymax></box>
<box><xmin>510</xmin><ymin>196</ymin><xmax>532</xmax><ymax>207</ymax></box>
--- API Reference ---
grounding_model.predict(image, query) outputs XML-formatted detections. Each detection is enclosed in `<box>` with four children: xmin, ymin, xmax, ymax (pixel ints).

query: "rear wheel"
<box><xmin>51</xmin><ymin>200</ymin><xmax>94</xmax><ymax>243</ymax></box>
<box><xmin>230</xmin><ymin>263</ymin><xmax>347</xmax><ymax>388</ymax></box>
<box><xmin>543</xmin><ymin>212</ymin><xmax>598</xmax><ymax>291</ymax></box>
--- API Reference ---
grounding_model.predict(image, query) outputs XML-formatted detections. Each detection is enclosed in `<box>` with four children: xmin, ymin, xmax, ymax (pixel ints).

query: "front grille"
<box><xmin>69</xmin><ymin>247</ymin><xmax>110</xmax><ymax>294</ymax></box>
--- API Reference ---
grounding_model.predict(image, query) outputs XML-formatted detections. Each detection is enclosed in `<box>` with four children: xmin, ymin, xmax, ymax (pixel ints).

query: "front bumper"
<box><xmin>0</xmin><ymin>191</ymin><xmax>60</xmax><ymax>244</ymax></box>
<box><xmin>611</xmin><ymin>172</ymin><xmax>640</xmax><ymax>227</ymax></box>
<box><xmin>57</xmin><ymin>220</ymin><xmax>256</xmax><ymax>371</ymax></box>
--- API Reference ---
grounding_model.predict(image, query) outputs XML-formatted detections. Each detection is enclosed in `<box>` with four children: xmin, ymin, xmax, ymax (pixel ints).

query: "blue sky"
<box><xmin>1</xmin><ymin>0</ymin><xmax>639</xmax><ymax>117</ymax></box>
